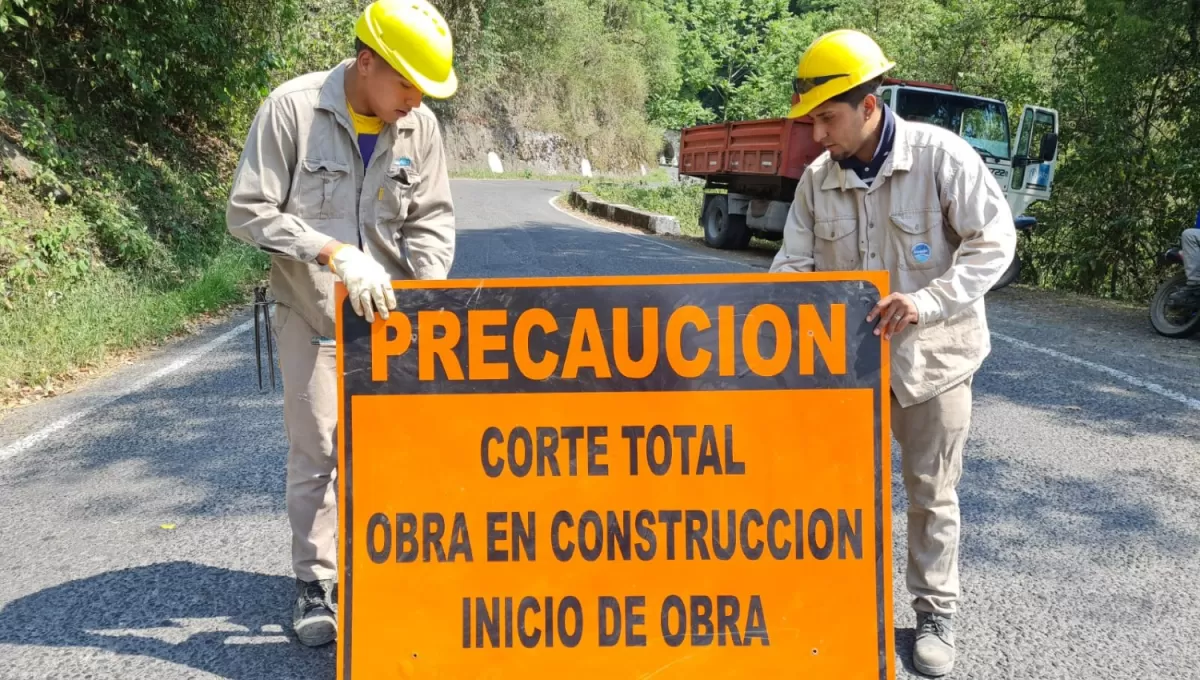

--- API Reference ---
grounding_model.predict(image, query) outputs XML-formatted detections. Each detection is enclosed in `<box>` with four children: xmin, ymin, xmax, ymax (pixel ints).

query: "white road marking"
<box><xmin>0</xmin><ymin>320</ymin><xmax>254</xmax><ymax>462</ymax></box>
<box><xmin>992</xmin><ymin>331</ymin><xmax>1200</xmax><ymax>411</ymax></box>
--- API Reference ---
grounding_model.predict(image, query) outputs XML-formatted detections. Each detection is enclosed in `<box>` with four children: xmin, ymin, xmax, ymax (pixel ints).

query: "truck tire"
<box><xmin>990</xmin><ymin>252</ymin><xmax>1022</xmax><ymax>291</ymax></box>
<box><xmin>703</xmin><ymin>195</ymin><xmax>751</xmax><ymax>250</ymax></box>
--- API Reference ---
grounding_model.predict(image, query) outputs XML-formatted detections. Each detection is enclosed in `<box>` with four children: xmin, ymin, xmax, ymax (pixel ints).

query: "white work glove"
<box><xmin>328</xmin><ymin>244</ymin><xmax>396</xmax><ymax>322</ymax></box>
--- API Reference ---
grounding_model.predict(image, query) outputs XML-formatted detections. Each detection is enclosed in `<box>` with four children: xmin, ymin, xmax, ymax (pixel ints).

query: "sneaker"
<box><xmin>293</xmin><ymin>578</ymin><xmax>337</xmax><ymax>647</ymax></box>
<box><xmin>913</xmin><ymin>612</ymin><xmax>955</xmax><ymax>677</ymax></box>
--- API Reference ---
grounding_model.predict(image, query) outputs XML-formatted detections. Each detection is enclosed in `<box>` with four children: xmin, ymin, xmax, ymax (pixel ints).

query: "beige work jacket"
<box><xmin>226</xmin><ymin>60</ymin><xmax>455</xmax><ymax>339</ymax></box>
<box><xmin>770</xmin><ymin>114</ymin><xmax>1016</xmax><ymax>407</ymax></box>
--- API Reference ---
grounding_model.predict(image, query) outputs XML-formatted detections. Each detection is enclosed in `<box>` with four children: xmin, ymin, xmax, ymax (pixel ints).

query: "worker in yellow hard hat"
<box><xmin>771</xmin><ymin>29</ymin><xmax>1016</xmax><ymax>678</ymax></box>
<box><xmin>226</xmin><ymin>0</ymin><xmax>459</xmax><ymax>647</ymax></box>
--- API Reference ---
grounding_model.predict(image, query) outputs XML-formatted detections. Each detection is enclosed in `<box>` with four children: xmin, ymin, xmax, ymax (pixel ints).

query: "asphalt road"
<box><xmin>1</xmin><ymin>179</ymin><xmax>1198</xmax><ymax>679</ymax></box>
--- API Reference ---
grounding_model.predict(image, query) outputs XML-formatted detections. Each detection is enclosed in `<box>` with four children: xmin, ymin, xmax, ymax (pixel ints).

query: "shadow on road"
<box><xmin>0</xmin><ymin>338</ymin><xmax>289</xmax><ymax>520</ymax></box>
<box><xmin>0</xmin><ymin>561</ymin><xmax>333</xmax><ymax>680</ymax></box>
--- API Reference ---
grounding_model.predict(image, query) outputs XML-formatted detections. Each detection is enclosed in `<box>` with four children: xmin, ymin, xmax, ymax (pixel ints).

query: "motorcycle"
<box><xmin>1149</xmin><ymin>245</ymin><xmax>1200</xmax><ymax>338</ymax></box>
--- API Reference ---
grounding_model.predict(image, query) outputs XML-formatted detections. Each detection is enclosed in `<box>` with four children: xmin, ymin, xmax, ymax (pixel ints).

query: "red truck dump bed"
<box><xmin>678</xmin><ymin>117</ymin><xmax>824</xmax><ymax>182</ymax></box>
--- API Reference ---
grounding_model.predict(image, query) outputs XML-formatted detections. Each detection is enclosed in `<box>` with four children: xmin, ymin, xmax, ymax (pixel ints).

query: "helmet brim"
<box><xmin>787</xmin><ymin>61</ymin><xmax>894</xmax><ymax>119</ymax></box>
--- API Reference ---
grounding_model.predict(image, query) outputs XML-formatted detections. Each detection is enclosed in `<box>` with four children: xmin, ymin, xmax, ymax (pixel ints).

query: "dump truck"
<box><xmin>678</xmin><ymin>78</ymin><xmax>1060</xmax><ymax>289</ymax></box>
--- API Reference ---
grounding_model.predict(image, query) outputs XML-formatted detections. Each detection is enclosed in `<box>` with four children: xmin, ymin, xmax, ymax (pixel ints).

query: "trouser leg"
<box><xmin>1182</xmin><ymin>229</ymin><xmax>1200</xmax><ymax>284</ymax></box>
<box><xmin>891</xmin><ymin>377</ymin><xmax>973</xmax><ymax>617</ymax></box>
<box><xmin>273</xmin><ymin>303</ymin><xmax>338</xmax><ymax>583</ymax></box>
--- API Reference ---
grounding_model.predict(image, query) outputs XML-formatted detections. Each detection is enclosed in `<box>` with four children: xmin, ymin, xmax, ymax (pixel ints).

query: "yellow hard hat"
<box><xmin>787</xmin><ymin>29</ymin><xmax>895</xmax><ymax>119</ymax></box>
<box><xmin>356</xmin><ymin>0</ymin><xmax>458</xmax><ymax>99</ymax></box>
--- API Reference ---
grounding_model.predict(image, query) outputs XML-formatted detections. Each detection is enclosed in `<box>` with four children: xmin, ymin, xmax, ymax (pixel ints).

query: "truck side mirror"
<box><xmin>1039</xmin><ymin>132</ymin><xmax>1059</xmax><ymax>162</ymax></box>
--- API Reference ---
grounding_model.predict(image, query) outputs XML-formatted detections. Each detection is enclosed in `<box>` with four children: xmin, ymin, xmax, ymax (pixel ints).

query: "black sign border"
<box><xmin>335</xmin><ymin>272</ymin><xmax>891</xmax><ymax>679</ymax></box>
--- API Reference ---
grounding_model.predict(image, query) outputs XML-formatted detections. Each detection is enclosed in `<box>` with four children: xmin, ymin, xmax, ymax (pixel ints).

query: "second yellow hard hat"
<box><xmin>356</xmin><ymin>0</ymin><xmax>458</xmax><ymax>99</ymax></box>
<box><xmin>788</xmin><ymin>29</ymin><xmax>895</xmax><ymax>119</ymax></box>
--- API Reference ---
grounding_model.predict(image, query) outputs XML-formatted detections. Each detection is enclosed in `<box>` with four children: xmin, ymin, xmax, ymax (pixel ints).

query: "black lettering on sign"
<box><xmin>657</xmin><ymin>595</ymin><xmax>771</xmax><ymax>648</ymax></box>
<box><xmin>551</xmin><ymin>511</ymin><xmax>574</xmax><ymax>562</ymax></box>
<box><xmin>696</xmin><ymin>426</ymin><xmax>721</xmax><ymax>475</ymax></box>
<box><xmin>745</xmin><ymin>595</ymin><xmax>770</xmax><ymax>646</ymax></box>
<box><xmin>598</xmin><ymin>596</ymin><xmax>621</xmax><ymax>647</ymax></box>
<box><xmin>509</xmin><ymin>428</ymin><xmax>533</xmax><ymax>477</ymax></box>
<box><xmin>767</xmin><ymin>509</ymin><xmax>791</xmax><ymax>560</ymax></box>
<box><xmin>482</xmin><ymin>426</ymin><xmax>612</xmax><ymax>477</ymax></box>
<box><xmin>423</xmin><ymin>513</ymin><xmax>446</xmax><ymax>562</ymax></box>
<box><xmin>674</xmin><ymin>425</ymin><xmax>696</xmax><ymax>474</ymax></box>
<box><xmin>476</xmin><ymin>597</ymin><xmax>501</xmax><ymax>648</ymax></box>
<box><xmin>579</xmin><ymin>511</ymin><xmax>603</xmax><ymax>562</ymax></box>
<box><xmin>384</xmin><ymin>510</ymin><xmax>477</xmax><ymax>563</ymax></box>
<box><xmin>685</xmin><ymin>510</ymin><xmax>710</xmax><ymax>560</ymax></box>
<box><xmin>647</xmin><ymin>425</ymin><xmax>671</xmax><ymax>476</ymax></box>
<box><xmin>449</xmin><ymin>513</ymin><xmax>473</xmax><ymax>562</ymax></box>
<box><xmin>463</xmin><ymin>596</ymin><xmax>586</xmax><ymax>649</ymax></box>
<box><xmin>481</xmin><ymin>427</ymin><xmax>504</xmax><ymax>478</ymax></box>
<box><xmin>740</xmin><ymin>510</ymin><xmax>764</xmax><ymax>560</ymax></box>
<box><xmin>558</xmin><ymin>596</ymin><xmax>583</xmax><ymax>648</ymax></box>
<box><xmin>623</xmin><ymin>426</ymin><xmax>644</xmax><ymax>475</ymax></box>
<box><xmin>588</xmin><ymin>426</ymin><xmax>609</xmax><ymax>476</ymax></box>
<box><xmin>635</xmin><ymin>510</ymin><xmax>657</xmax><ymax>560</ymax></box>
<box><xmin>661</xmin><ymin>595</ymin><xmax>685</xmax><ymax>648</ymax></box>
<box><xmin>622</xmin><ymin>424</ymin><xmax>743</xmax><ymax>476</ymax></box>
<box><xmin>367</xmin><ymin>513</ymin><xmax>391</xmax><ymax>564</ymax></box>
<box><xmin>505</xmin><ymin>597</ymin><xmax>514</xmax><ymax>648</ymax></box>
<box><xmin>561</xmin><ymin>426</ymin><xmax>584</xmax><ymax>475</ymax></box>
<box><xmin>659</xmin><ymin>510</ymin><xmax>682</xmax><ymax>560</ymax></box>
<box><xmin>397</xmin><ymin>513</ymin><xmax>417</xmax><ymax>562</ymax></box>
<box><xmin>712</xmin><ymin>510</ymin><xmax>736</xmax><ymax>560</ymax></box>
<box><xmin>809</xmin><ymin>508</ymin><xmax>834</xmax><ymax>560</ymax></box>
<box><xmin>839</xmin><ymin>508</ymin><xmax>863</xmax><ymax>559</ymax></box>
<box><xmin>518</xmin><ymin>596</ymin><xmax>541</xmax><ymax>648</ymax></box>
<box><xmin>536</xmin><ymin>427</ymin><xmax>559</xmax><ymax>476</ymax></box>
<box><xmin>487</xmin><ymin>512</ymin><xmax>535</xmax><ymax>562</ymax></box>
<box><xmin>607</xmin><ymin>510</ymin><xmax>632</xmax><ymax>561</ymax></box>
<box><xmin>626</xmin><ymin>595</ymin><xmax>647</xmax><ymax>647</ymax></box>
<box><xmin>598</xmin><ymin>595</ymin><xmax>648</xmax><ymax>647</ymax></box>
<box><xmin>717</xmin><ymin>596</ymin><xmax>740</xmax><ymax>646</ymax></box>
<box><xmin>690</xmin><ymin>595</ymin><xmax>715</xmax><ymax>646</ymax></box>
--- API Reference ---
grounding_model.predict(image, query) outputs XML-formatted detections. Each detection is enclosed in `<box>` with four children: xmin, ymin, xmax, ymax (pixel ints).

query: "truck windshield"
<box><xmin>894</xmin><ymin>89</ymin><xmax>1011</xmax><ymax>161</ymax></box>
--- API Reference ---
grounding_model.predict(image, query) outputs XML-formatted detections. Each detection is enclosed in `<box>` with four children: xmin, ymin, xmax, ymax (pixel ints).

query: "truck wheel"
<box><xmin>991</xmin><ymin>253</ymin><xmax>1022</xmax><ymax>291</ymax></box>
<box><xmin>703</xmin><ymin>195</ymin><xmax>751</xmax><ymax>250</ymax></box>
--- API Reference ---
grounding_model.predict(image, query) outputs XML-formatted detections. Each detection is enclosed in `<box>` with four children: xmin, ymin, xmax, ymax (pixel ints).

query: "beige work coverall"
<box><xmin>770</xmin><ymin>115</ymin><xmax>1016</xmax><ymax>617</ymax></box>
<box><xmin>226</xmin><ymin>61</ymin><xmax>456</xmax><ymax>583</ymax></box>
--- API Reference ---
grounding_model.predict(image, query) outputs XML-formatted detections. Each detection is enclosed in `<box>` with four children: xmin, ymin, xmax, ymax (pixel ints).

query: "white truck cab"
<box><xmin>682</xmin><ymin>78</ymin><xmax>1061</xmax><ymax>289</ymax></box>
<box><xmin>879</xmin><ymin>79</ymin><xmax>1060</xmax><ymax>222</ymax></box>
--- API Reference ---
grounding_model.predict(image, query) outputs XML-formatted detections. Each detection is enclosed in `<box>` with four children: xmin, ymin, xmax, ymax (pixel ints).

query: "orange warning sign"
<box><xmin>335</xmin><ymin>272</ymin><xmax>893</xmax><ymax>679</ymax></box>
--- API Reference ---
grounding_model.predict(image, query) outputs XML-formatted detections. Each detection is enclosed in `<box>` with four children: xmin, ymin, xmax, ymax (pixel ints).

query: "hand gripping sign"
<box><xmin>335</xmin><ymin>271</ymin><xmax>894</xmax><ymax>680</ymax></box>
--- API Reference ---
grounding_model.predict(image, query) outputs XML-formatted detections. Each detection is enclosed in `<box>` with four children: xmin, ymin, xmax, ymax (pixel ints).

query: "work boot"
<box><xmin>913</xmin><ymin>612</ymin><xmax>955</xmax><ymax>677</ymax></box>
<box><xmin>293</xmin><ymin>578</ymin><xmax>337</xmax><ymax>647</ymax></box>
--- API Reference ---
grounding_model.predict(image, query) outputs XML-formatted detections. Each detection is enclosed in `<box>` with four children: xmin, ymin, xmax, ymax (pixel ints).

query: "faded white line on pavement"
<box><xmin>0</xmin><ymin>320</ymin><xmax>254</xmax><ymax>462</ymax></box>
<box><xmin>993</xmin><ymin>331</ymin><xmax>1200</xmax><ymax>411</ymax></box>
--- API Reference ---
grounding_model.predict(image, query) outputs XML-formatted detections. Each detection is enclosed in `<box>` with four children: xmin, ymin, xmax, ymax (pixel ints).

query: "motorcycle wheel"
<box><xmin>1149</xmin><ymin>270</ymin><xmax>1200</xmax><ymax>338</ymax></box>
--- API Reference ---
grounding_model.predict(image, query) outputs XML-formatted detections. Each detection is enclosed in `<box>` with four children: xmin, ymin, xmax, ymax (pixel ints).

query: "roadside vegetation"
<box><xmin>0</xmin><ymin>0</ymin><xmax>1196</xmax><ymax>398</ymax></box>
<box><xmin>579</xmin><ymin>181</ymin><xmax>706</xmax><ymax>239</ymax></box>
